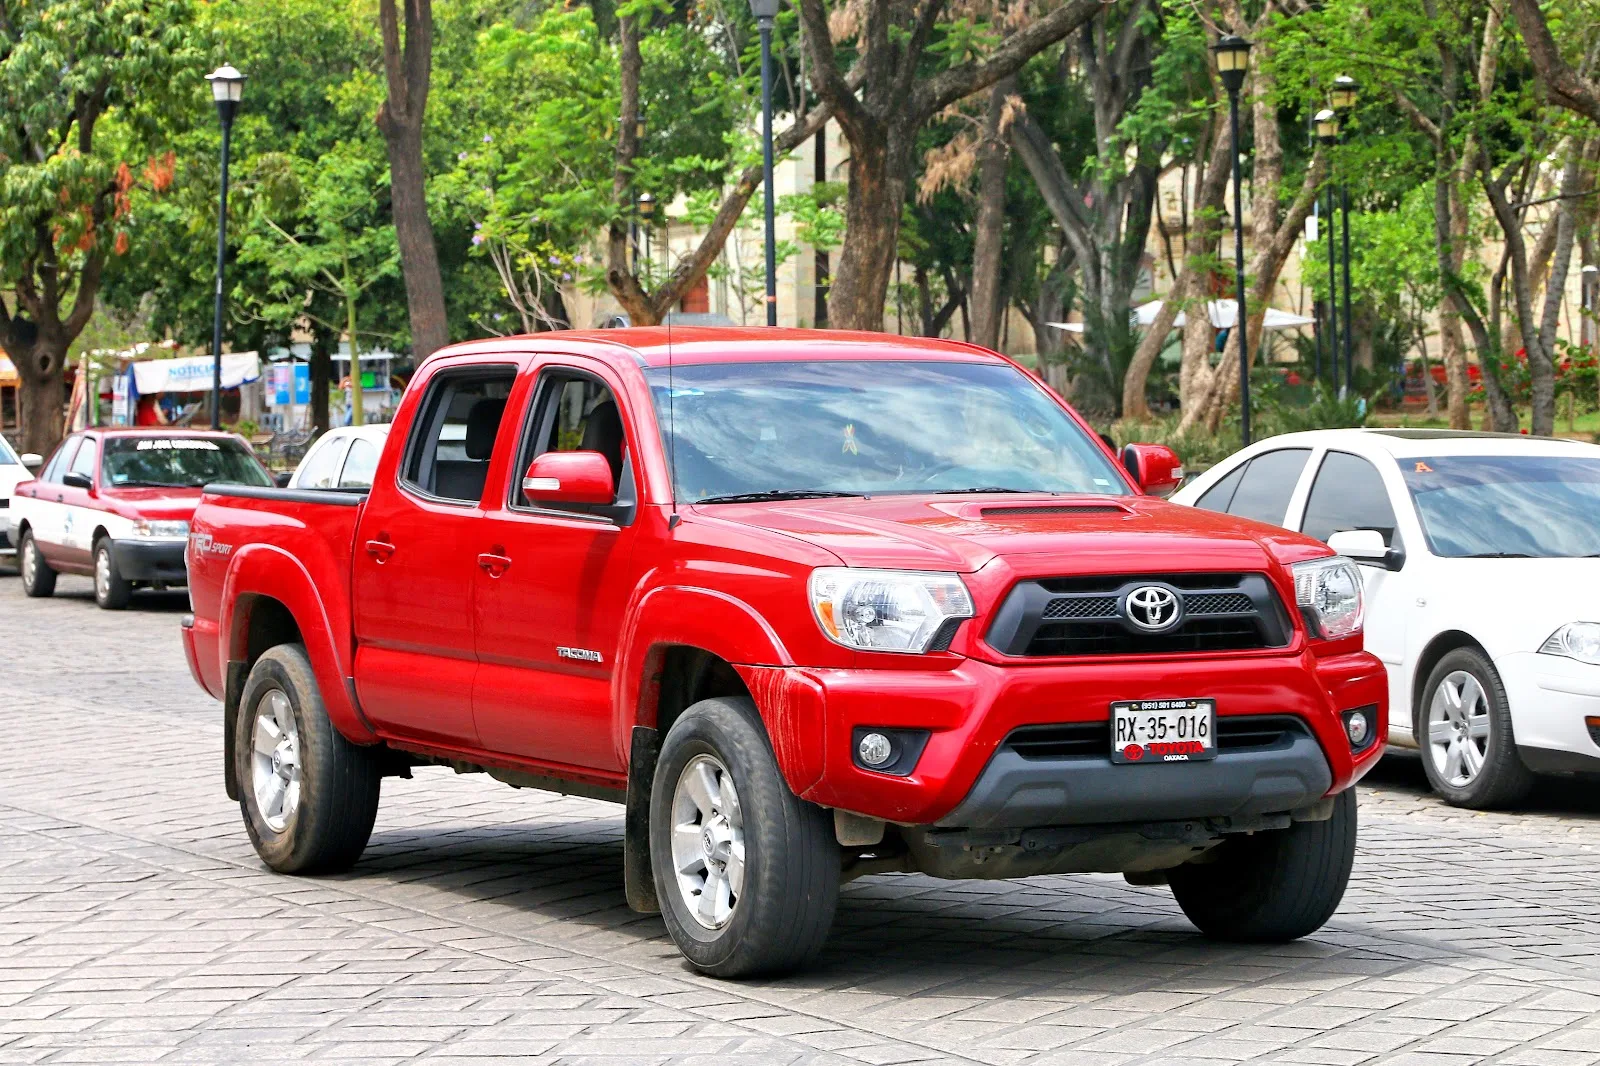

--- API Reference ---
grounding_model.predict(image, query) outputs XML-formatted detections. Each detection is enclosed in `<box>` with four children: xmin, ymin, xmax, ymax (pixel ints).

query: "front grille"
<box><xmin>1003</xmin><ymin>715</ymin><xmax>1309</xmax><ymax>761</ymax></box>
<box><xmin>987</xmin><ymin>572</ymin><xmax>1292</xmax><ymax>657</ymax></box>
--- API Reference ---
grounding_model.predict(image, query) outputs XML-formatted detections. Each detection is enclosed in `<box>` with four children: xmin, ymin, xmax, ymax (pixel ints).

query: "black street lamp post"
<box><xmin>637</xmin><ymin>191</ymin><xmax>656</xmax><ymax>280</ymax></box>
<box><xmin>750</xmin><ymin>0</ymin><xmax>779</xmax><ymax>326</ymax></box>
<box><xmin>206</xmin><ymin>64</ymin><xmax>245</xmax><ymax>430</ymax></box>
<box><xmin>1214</xmin><ymin>34</ymin><xmax>1253</xmax><ymax>445</ymax></box>
<box><xmin>1331</xmin><ymin>76</ymin><xmax>1359</xmax><ymax>398</ymax></box>
<box><xmin>1315</xmin><ymin>109</ymin><xmax>1341</xmax><ymax>397</ymax></box>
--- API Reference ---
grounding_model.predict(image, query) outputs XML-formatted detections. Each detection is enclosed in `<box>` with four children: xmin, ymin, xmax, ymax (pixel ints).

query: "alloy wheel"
<box><xmin>95</xmin><ymin>548</ymin><xmax>110</xmax><ymax>601</ymax></box>
<box><xmin>1428</xmin><ymin>669</ymin><xmax>1491</xmax><ymax>787</ymax></box>
<box><xmin>670</xmin><ymin>754</ymin><xmax>746</xmax><ymax>929</ymax></box>
<box><xmin>21</xmin><ymin>539</ymin><xmax>36</xmax><ymax>587</ymax></box>
<box><xmin>250</xmin><ymin>689</ymin><xmax>302</xmax><ymax>832</ymax></box>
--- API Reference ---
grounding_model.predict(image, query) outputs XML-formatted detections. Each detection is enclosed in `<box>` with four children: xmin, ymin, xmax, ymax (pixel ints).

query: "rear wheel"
<box><xmin>19</xmin><ymin>531</ymin><xmax>55</xmax><ymax>598</ymax></box>
<box><xmin>93</xmin><ymin>538</ymin><xmax>132</xmax><ymax>610</ymax></box>
<box><xmin>649</xmin><ymin>697</ymin><xmax>839</xmax><ymax>977</ymax></box>
<box><xmin>1418</xmin><ymin>648</ymin><xmax>1534</xmax><ymax>809</ymax></box>
<box><xmin>235</xmin><ymin>644</ymin><xmax>381</xmax><ymax>874</ymax></box>
<box><xmin>1169</xmin><ymin>788</ymin><xmax>1357</xmax><ymax>942</ymax></box>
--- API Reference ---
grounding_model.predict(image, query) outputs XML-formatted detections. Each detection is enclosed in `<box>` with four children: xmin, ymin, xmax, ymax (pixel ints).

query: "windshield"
<box><xmin>645</xmin><ymin>359</ymin><xmax>1128</xmax><ymax>501</ymax></box>
<box><xmin>1401</xmin><ymin>454</ymin><xmax>1600</xmax><ymax>558</ymax></box>
<box><xmin>101</xmin><ymin>436</ymin><xmax>274</xmax><ymax>489</ymax></box>
<box><xmin>0</xmin><ymin>435</ymin><xmax>17</xmax><ymax>465</ymax></box>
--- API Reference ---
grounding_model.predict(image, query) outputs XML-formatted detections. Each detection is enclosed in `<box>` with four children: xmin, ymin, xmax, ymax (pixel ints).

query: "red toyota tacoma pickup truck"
<box><xmin>182</xmin><ymin>328</ymin><xmax>1386</xmax><ymax>976</ymax></box>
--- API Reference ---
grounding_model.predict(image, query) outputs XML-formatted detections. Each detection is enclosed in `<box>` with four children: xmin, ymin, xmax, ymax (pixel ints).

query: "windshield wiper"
<box><xmin>932</xmin><ymin>486</ymin><xmax>1031</xmax><ymax>494</ymax></box>
<box><xmin>110</xmin><ymin>479</ymin><xmax>181</xmax><ymax>488</ymax></box>
<box><xmin>1461</xmin><ymin>552</ymin><xmax>1533</xmax><ymax>558</ymax></box>
<box><xmin>695</xmin><ymin>489</ymin><xmax>863</xmax><ymax>504</ymax></box>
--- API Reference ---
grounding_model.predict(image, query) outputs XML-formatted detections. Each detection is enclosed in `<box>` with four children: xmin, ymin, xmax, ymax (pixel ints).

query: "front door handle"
<box><xmin>477</xmin><ymin>551</ymin><xmax>512</xmax><ymax>577</ymax></box>
<box><xmin>365</xmin><ymin>539</ymin><xmax>396</xmax><ymax>563</ymax></box>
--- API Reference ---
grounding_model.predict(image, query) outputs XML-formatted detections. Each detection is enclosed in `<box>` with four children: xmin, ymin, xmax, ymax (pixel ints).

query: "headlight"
<box><xmin>1540</xmin><ymin>622</ymin><xmax>1600</xmax><ymax>665</ymax></box>
<box><xmin>1291</xmin><ymin>556</ymin><xmax>1364</xmax><ymax>640</ymax></box>
<box><xmin>134</xmin><ymin>519</ymin><xmax>190</xmax><ymax>538</ymax></box>
<box><xmin>808</xmin><ymin>567</ymin><xmax>974</xmax><ymax>653</ymax></box>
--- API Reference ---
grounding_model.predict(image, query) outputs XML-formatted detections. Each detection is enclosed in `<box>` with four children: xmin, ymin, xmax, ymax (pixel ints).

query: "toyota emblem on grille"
<box><xmin>1123</xmin><ymin>585</ymin><xmax>1181</xmax><ymax>632</ymax></box>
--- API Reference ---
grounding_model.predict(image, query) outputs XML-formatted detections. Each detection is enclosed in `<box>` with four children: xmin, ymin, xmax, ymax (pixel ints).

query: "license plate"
<box><xmin>1110</xmin><ymin>699</ymin><xmax>1216</xmax><ymax>763</ymax></box>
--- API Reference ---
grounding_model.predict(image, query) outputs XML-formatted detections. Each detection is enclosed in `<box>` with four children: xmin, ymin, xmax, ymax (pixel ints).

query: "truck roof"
<box><xmin>439</xmin><ymin>327</ymin><xmax>1009</xmax><ymax>370</ymax></box>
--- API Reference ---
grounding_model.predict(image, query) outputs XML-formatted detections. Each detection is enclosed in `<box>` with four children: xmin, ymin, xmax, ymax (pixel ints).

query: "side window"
<box><xmin>513</xmin><ymin>372</ymin><xmax>628</xmax><ymax>512</ymax></box>
<box><xmin>402</xmin><ymin>367</ymin><xmax>516</xmax><ymax>503</ymax></box>
<box><xmin>40</xmin><ymin>438</ymin><xmax>79</xmax><ymax>484</ymax></box>
<box><xmin>1224</xmin><ymin>448</ymin><xmax>1311</xmax><ymax>527</ymax></box>
<box><xmin>338</xmin><ymin>439</ymin><xmax>380</xmax><ymax>490</ymax></box>
<box><xmin>1195</xmin><ymin>463</ymin><xmax>1246</xmax><ymax>513</ymax></box>
<box><xmin>69</xmin><ymin>438</ymin><xmax>98</xmax><ymax>481</ymax></box>
<box><xmin>1301</xmin><ymin>451</ymin><xmax>1402</xmax><ymax>547</ymax></box>
<box><xmin>295</xmin><ymin>438</ymin><xmax>346</xmax><ymax>490</ymax></box>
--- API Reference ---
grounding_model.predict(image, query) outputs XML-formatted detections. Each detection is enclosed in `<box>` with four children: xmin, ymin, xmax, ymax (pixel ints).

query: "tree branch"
<box><xmin>914</xmin><ymin>0</ymin><xmax>1105</xmax><ymax>121</ymax></box>
<box><xmin>796</xmin><ymin>0</ymin><xmax>871</xmax><ymax>139</ymax></box>
<box><xmin>1508</xmin><ymin>0</ymin><xmax>1600</xmax><ymax>125</ymax></box>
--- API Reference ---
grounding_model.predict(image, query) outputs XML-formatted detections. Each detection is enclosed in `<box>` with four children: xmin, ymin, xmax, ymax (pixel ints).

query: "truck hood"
<box><xmin>696</xmin><ymin>493</ymin><xmax>1306</xmax><ymax>573</ymax></box>
<box><xmin>98</xmin><ymin>485</ymin><xmax>204</xmax><ymax>522</ymax></box>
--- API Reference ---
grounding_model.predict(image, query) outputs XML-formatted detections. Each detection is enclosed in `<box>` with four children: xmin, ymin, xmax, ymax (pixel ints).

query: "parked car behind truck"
<box><xmin>182</xmin><ymin>328</ymin><xmax>1387</xmax><ymax>977</ymax></box>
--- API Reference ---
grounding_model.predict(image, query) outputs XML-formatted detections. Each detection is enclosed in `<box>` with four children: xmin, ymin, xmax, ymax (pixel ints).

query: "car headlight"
<box><xmin>808</xmin><ymin>567</ymin><xmax>974</xmax><ymax>653</ymax></box>
<box><xmin>1291</xmin><ymin>556</ymin><xmax>1364</xmax><ymax>640</ymax></box>
<box><xmin>134</xmin><ymin>519</ymin><xmax>190</xmax><ymax>538</ymax></box>
<box><xmin>1540</xmin><ymin>622</ymin><xmax>1600</xmax><ymax>665</ymax></box>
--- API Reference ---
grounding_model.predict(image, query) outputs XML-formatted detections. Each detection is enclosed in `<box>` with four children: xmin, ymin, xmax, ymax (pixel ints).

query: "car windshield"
<box><xmin>1400</xmin><ymin>454</ymin><xmax>1600</xmax><ymax>558</ymax></box>
<box><xmin>101</xmin><ymin>436</ymin><xmax>274</xmax><ymax>489</ymax></box>
<box><xmin>0</xmin><ymin>435</ymin><xmax>17</xmax><ymax>465</ymax></box>
<box><xmin>645</xmin><ymin>359</ymin><xmax>1128</xmax><ymax>501</ymax></box>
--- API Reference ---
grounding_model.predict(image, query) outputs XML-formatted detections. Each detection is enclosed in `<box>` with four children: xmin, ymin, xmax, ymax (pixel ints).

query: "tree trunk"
<box><xmin>377</xmin><ymin>0</ymin><xmax>450</xmax><ymax>359</ymax></box>
<box><xmin>969</xmin><ymin>80</ymin><xmax>1013</xmax><ymax>350</ymax></box>
<box><xmin>828</xmin><ymin>131</ymin><xmax>912</xmax><ymax>331</ymax></box>
<box><xmin>1535</xmin><ymin>146</ymin><xmax>1585</xmax><ymax>435</ymax></box>
<box><xmin>16</xmin><ymin>339</ymin><xmax>67</xmax><ymax>457</ymax></box>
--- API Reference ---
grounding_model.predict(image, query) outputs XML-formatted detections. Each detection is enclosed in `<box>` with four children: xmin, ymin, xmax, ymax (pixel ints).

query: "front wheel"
<box><xmin>94</xmin><ymin>539</ymin><xmax>132</xmax><ymax>610</ymax></box>
<box><xmin>235</xmin><ymin>644</ymin><xmax>381</xmax><ymax>874</ymax></box>
<box><xmin>19</xmin><ymin>531</ymin><xmax>55</xmax><ymax>598</ymax></box>
<box><xmin>1418</xmin><ymin>647</ymin><xmax>1534</xmax><ymax>809</ymax></box>
<box><xmin>1168</xmin><ymin>788</ymin><xmax>1357</xmax><ymax>942</ymax></box>
<box><xmin>649</xmin><ymin>697</ymin><xmax>839</xmax><ymax>977</ymax></box>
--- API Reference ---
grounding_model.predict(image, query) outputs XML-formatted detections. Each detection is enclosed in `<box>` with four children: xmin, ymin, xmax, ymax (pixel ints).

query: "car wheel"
<box><xmin>1418</xmin><ymin>647</ymin><xmax>1534</xmax><ymax>809</ymax></box>
<box><xmin>649</xmin><ymin>696</ymin><xmax>839</xmax><ymax>977</ymax></box>
<box><xmin>235</xmin><ymin>644</ymin><xmax>381</xmax><ymax>874</ymax></box>
<box><xmin>19</xmin><ymin>531</ymin><xmax>55</xmax><ymax>598</ymax></box>
<box><xmin>93</xmin><ymin>538</ymin><xmax>132</xmax><ymax>610</ymax></box>
<box><xmin>1168</xmin><ymin>788</ymin><xmax>1357</xmax><ymax>942</ymax></box>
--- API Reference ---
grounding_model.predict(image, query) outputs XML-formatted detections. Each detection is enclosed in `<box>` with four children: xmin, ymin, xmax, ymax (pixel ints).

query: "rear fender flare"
<box><xmin>220</xmin><ymin>543</ymin><xmax>376</xmax><ymax>743</ymax></box>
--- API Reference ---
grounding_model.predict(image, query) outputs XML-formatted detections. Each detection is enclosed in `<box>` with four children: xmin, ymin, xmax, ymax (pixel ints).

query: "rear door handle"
<box><xmin>477</xmin><ymin>551</ymin><xmax>512</xmax><ymax>577</ymax></box>
<box><xmin>365</xmin><ymin>539</ymin><xmax>396</xmax><ymax>563</ymax></box>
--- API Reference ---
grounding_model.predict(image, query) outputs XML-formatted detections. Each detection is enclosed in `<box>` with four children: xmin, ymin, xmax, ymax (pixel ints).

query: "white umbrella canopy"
<box><xmin>1050</xmin><ymin>298</ymin><xmax>1315</xmax><ymax>333</ymax></box>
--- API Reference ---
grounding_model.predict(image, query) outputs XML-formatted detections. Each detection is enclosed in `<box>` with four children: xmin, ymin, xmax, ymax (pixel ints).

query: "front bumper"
<box><xmin>741</xmin><ymin>648</ymin><xmax>1387</xmax><ymax>828</ymax></box>
<box><xmin>1497</xmin><ymin>651</ymin><xmax>1600</xmax><ymax>773</ymax></box>
<box><xmin>110</xmin><ymin>537</ymin><xmax>189</xmax><ymax>584</ymax></box>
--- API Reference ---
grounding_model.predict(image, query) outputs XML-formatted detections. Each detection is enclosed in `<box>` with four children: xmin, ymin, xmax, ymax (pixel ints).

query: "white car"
<box><xmin>0</xmin><ymin>433</ymin><xmax>42</xmax><ymax>565</ymax></box>
<box><xmin>1172</xmin><ymin>428</ymin><xmax>1600</xmax><ymax>808</ymax></box>
<box><xmin>286</xmin><ymin>424</ymin><xmax>389</xmax><ymax>490</ymax></box>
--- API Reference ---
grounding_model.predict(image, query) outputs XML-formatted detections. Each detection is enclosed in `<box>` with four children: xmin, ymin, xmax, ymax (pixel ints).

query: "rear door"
<box><xmin>352</xmin><ymin>359</ymin><xmax>522</xmax><ymax>748</ymax></box>
<box><xmin>471</xmin><ymin>361</ymin><xmax>642</xmax><ymax>772</ymax></box>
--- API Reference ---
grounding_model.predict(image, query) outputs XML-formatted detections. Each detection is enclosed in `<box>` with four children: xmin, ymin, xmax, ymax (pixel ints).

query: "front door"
<box><xmin>352</xmin><ymin>361</ymin><xmax>521</xmax><ymax>749</ymax></box>
<box><xmin>472</xmin><ymin>364</ymin><xmax>640</xmax><ymax>773</ymax></box>
<box><xmin>55</xmin><ymin>435</ymin><xmax>100</xmax><ymax>569</ymax></box>
<box><xmin>25</xmin><ymin>437</ymin><xmax>80</xmax><ymax>565</ymax></box>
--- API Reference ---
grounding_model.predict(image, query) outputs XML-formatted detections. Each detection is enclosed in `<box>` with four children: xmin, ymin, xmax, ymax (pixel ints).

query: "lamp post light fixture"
<box><xmin>205</xmin><ymin>64</ymin><xmax>245</xmax><ymax>430</ymax></box>
<box><xmin>1315</xmin><ymin>109</ymin><xmax>1341</xmax><ymax>397</ymax></box>
<box><xmin>637</xmin><ymin>191</ymin><xmax>657</xmax><ymax>277</ymax></box>
<box><xmin>1331</xmin><ymin>76</ymin><xmax>1359</xmax><ymax>398</ymax></box>
<box><xmin>1213</xmin><ymin>34</ymin><xmax>1253</xmax><ymax>444</ymax></box>
<box><xmin>750</xmin><ymin>0</ymin><xmax>780</xmax><ymax>326</ymax></box>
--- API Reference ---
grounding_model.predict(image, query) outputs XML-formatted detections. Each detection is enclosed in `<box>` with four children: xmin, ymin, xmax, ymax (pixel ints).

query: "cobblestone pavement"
<box><xmin>7</xmin><ymin>578</ymin><xmax>1600</xmax><ymax>1065</ymax></box>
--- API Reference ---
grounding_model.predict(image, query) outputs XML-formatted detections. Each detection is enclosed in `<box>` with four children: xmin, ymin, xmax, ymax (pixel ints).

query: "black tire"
<box><xmin>235</xmin><ymin>644</ymin><xmax>381</xmax><ymax>874</ymax></box>
<box><xmin>93</xmin><ymin>538</ymin><xmax>132</xmax><ymax>610</ymax></box>
<box><xmin>649</xmin><ymin>696</ymin><xmax>839</xmax><ymax>977</ymax></box>
<box><xmin>1169</xmin><ymin>787</ymin><xmax>1357</xmax><ymax>942</ymax></box>
<box><xmin>19</xmin><ymin>530</ymin><xmax>55</xmax><ymax>598</ymax></box>
<box><xmin>1417</xmin><ymin>647</ymin><xmax>1535</xmax><ymax>809</ymax></box>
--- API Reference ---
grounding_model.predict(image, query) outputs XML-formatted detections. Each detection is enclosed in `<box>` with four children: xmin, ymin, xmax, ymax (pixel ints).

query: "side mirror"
<box><xmin>522</xmin><ymin>450</ymin><xmax>616</xmax><ymax>506</ymax></box>
<box><xmin>274</xmin><ymin>472</ymin><xmax>292</xmax><ymax>488</ymax></box>
<box><xmin>1121</xmin><ymin>443</ymin><xmax>1185</xmax><ymax>498</ymax></box>
<box><xmin>1328</xmin><ymin>528</ymin><xmax>1405</xmax><ymax>572</ymax></box>
<box><xmin>20</xmin><ymin>453</ymin><xmax>42</xmax><ymax>471</ymax></box>
<box><xmin>62</xmin><ymin>471</ymin><xmax>93</xmax><ymax>490</ymax></box>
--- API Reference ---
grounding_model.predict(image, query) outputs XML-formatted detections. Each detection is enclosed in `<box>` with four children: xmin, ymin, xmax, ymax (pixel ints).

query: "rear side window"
<box><xmin>1224</xmin><ymin>448</ymin><xmax>1311</xmax><ymax>526</ymax></box>
<box><xmin>339</xmin><ymin>439</ymin><xmax>380</xmax><ymax>490</ymax></box>
<box><xmin>403</xmin><ymin>367</ymin><xmax>516</xmax><ymax>503</ymax></box>
<box><xmin>1301</xmin><ymin>451</ymin><xmax>1402</xmax><ymax>547</ymax></box>
<box><xmin>295</xmin><ymin>438</ymin><xmax>346</xmax><ymax>489</ymax></box>
<box><xmin>40</xmin><ymin>438</ymin><xmax>78</xmax><ymax>484</ymax></box>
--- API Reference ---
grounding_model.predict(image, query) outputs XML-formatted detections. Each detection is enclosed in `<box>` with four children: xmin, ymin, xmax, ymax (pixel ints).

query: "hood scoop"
<box><xmin>978</xmin><ymin>503</ymin><xmax>1128</xmax><ymax>519</ymax></box>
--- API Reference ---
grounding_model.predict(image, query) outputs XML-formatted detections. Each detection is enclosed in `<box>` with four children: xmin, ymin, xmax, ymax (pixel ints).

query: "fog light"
<box><xmin>857</xmin><ymin>732</ymin><xmax>894</xmax><ymax>767</ymax></box>
<box><xmin>1345</xmin><ymin>709</ymin><xmax>1370</xmax><ymax>748</ymax></box>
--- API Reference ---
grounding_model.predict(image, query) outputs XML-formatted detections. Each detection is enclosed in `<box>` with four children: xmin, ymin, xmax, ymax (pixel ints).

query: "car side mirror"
<box><xmin>522</xmin><ymin>451</ymin><xmax>616</xmax><ymax>506</ymax></box>
<box><xmin>1328</xmin><ymin>529</ymin><xmax>1405</xmax><ymax>572</ymax></box>
<box><xmin>1121</xmin><ymin>443</ymin><xmax>1184</xmax><ymax>498</ymax></box>
<box><xmin>62</xmin><ymin>472</ymin><xmax>93</xmax><ymax>490</ymax></box>
<box><xmin>20</xmin><ymin>453</ymin><xmax>42</xmax><ymax>471</ymax></box>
